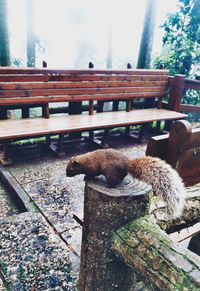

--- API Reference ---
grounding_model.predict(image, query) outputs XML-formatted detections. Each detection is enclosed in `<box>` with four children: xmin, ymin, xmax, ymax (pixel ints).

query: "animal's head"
<box><xmin>66</xmin><ymin>156</ymin><xmax>83</xmax><ymax>177</ymax></box>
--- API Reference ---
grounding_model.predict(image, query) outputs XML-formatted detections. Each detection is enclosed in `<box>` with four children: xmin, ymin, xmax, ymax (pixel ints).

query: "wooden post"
<box><xmin>78</xmin><ymin>175</ymin><xmax>152</xmax><ymax>291</ymax></box>
<box><xmin>89</xmin><ymin>100</ymin><xmax>94</xmax><ymax>115</ymax></box>
<box><xmin>42</xmin><ymin>103</ymin><xmax>50</xmax><ymax>118</ymax></box>
<box><xmin>21</xmin><ymin>105</ymin><xmax>29</xmax><ymax>118</ymax></box>
<box><xmin>168</xmin><ymin>74</ymin><xmax>185</xmax><ymax>112</ymax></box>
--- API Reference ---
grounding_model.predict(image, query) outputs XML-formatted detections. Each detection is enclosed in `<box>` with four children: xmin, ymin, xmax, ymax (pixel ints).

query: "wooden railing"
<box><xmin>168</xmin><ymin>76</ymin><xmax>200</xmax><ymax>114</ymax></box>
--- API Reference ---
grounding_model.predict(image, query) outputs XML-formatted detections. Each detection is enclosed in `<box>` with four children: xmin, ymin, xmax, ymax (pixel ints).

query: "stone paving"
<box><xmin>0</xmin><ymin>132</ymin><xmax>199</xmax><ymax>290</ymax></box>
<box><xmin>0</xmin><ymin>134</ymin><xmax>148</xmax><ymax>290</ymax></box>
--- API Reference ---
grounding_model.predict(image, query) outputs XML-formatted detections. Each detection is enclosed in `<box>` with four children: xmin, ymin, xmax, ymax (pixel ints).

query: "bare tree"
<box><xmin>0</xmin><ymin>0</ymin><xmax>10</xmax><ymax>66</ymax></box>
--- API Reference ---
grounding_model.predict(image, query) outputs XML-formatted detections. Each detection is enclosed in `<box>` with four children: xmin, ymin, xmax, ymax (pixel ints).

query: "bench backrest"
<box><xmin>0</xmin><ymin>69</ymin><xmax>169</xmax><ymax>115</ymax></box>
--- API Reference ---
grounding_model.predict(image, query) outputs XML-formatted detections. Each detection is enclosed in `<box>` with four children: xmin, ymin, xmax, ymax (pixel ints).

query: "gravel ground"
<box><xmin>0</xmin><ymin>130</ymin><xmax>199</xmax><ymax>290</ymax></box>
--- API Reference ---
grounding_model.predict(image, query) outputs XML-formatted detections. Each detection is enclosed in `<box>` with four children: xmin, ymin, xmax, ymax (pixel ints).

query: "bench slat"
<box><xmin>0</xmin><ymin>91</ymin><xmax>168</xmax><ymax>105</ymax></box>
<box><xmin>0</xmin><ymin>87</ymin><xmax>168</xmax><ymax>98</ymax></box>
<box><xmin>0</xmin><ymin>109</ymin><xmax>187</xmax><ymax>140</ymax></box>
<box><xmin>0</xmin><ymin>68</ymin><xmax>169</xmax><ymax>75</ymax></box>
<box><xmin>0</xmin><ymin>80</ymin><xmax>168</xmax><ymax>90</ymax></box>
<box><xmin>0</xmin><ymin>74</ymin><xmax>169</xmax><ymax>82</ymax></box>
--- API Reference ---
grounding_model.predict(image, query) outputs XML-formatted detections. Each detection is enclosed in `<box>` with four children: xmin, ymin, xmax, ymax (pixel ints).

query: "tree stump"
<box><xmin>78</xmin><ymin>175</ymin><xmax>152</xmax><ymax>291</ymax></box>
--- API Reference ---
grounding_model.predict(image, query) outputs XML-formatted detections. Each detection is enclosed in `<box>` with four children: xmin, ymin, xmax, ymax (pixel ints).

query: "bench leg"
<box><xmin>47</xmin><ymin>134</ymin><xmax>66</xmax><ymax>157</ymax></box>
<box><xmin>125</xmin><ymin>126</ymin><xmax>130</xmax><ymax>136</ymax></box>
<box><xmin>101</xmin><ymin>128</ymin><xmax>109</xmax><ymax>149</ymax></box>
<box><xmin>57</xmin><ymin>133</ymin><xmax>65</xmax><ymax>156</ymax></box>
<box><xmin>86</xmin><ymin>129</ymin><xmax>109</xmax><ymax>149</ymax></box>
<box><xmin>46</xmin><ymin>135</ymin><xmax>51</xmax><ymax>147</ymax></box>
<box><xmin>89</xmin><ymin>130</ymin><xmax>94</xmax><ymax>141</ymax></box>
<box><xmin>0</xmin><ymin>142</ymin><xmax>12</xmax><ymax>166</ymax></box>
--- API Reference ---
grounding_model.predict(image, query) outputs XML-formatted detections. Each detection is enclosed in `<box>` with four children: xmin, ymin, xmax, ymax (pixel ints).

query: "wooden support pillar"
<box><xmin>78</xmin><ymin>176</ymin><xmax>151</xmax><ymax>291</ymax></box>
<box><xmin>22</xmin><ymin>105</ymin><xmax>30</xmax><ymax>118</ymax></box>
<box><xmin>56</xmin><ymin>133</ymin><xmax>65</xmax><ymax>156</ymax></box>
<box><xmin>89</xmin><ymin>100</ymin><xmax>94</xmax><ymax>116</ymax></box>
<box><xmin>113</xmin><ymin>100</ymin><xmax>119</xmax><ymax>111</ymax></box>
<box><xmin>165</xmin><ymin>74</ymin><xmax>185</xmax><ymax>131</ymax></box>
<box><xmin>101</xmin><ymin>128</ymin><xmax>109</xmax><ymax>148</ymax></box>
<box><xmin>96</xmin><ymin>101</ymin><xmax>104</xmax><ymax>113</ymax></box>
<box><xmin>168</xmin><ymin>74</ymin><xmax>185</xmax><ymax>112</ymax></box>
<box><xmin>42</xmin><ymin>103</ymin><xmax>50</xmax><ymax>118</ymax></box>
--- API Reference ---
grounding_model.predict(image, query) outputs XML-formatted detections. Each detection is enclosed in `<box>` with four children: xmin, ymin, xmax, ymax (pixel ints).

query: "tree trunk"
<box><xmin>78</xmin><ymin>175</ymin><xmax>151</xmax><ymax>291</ymax></box>
<box><xmin>137</xmin><ymin>0</ymin><xmax>157</xmax><ymax>69</ymax></box>
<box><xmin>27</xmin><ymin>0</ymin><xmax>35</xmax><ymax>67</ymax></box>
<box><xmin>0</xmin><ymin>0</ymin><xmax>10</xmax><ymax>66</ymax></box>
<box><xmin>106</xmin><ymin>8</ymin><xmax>112</xmax><ymax>69</ymax></box>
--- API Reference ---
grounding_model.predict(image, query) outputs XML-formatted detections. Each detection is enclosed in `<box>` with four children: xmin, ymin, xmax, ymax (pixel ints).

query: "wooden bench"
<box><xmin>146</xmin><ymin>119</ymin><xmax>200</xmax><ymax>186</ymax></box>
<box><xmin>0</xmin><ymin>68</ymin><xmax>188</xmax><ymax>165</ymax></box>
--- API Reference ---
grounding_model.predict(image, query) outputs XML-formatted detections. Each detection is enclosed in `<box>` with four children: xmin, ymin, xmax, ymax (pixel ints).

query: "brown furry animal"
<box><xmin>66</xmin><ymin>149</ymin><xmax>186</xmax><ymax>218</ymax></box>
<box><xmin>128</xmin><ymin>156</ymin><xmax>186</xmax><ymax>218</ymax></box>
<box><xmin>66</xmin><ymin>149</ymin><xmax>129</xmax><ymax>186</ymax></box>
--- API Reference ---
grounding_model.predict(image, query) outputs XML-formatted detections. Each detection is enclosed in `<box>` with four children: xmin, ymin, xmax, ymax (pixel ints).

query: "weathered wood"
<box><xmin>0</xmin><ymin>93</ymin><xmax>169</xmax><ymax>107</ymax></box>
<box><xmin>146</xmin><ymin>133</ymin><xmax>169</xmax><ymax>160</ymax></box>
<box><xmin>42</xmin><ymin>103</ymin><xmax>50</xmax><ymax>118</ymax></box>
<box><xmin>0</xmin><ymin>74</ymin><xmax>170</xmax><ymax>83</ymax></box>
<box><xmin>168</xmin><ymin>74</ymin><xmax>185</xmax><ymax>111</ymax></box>
<box><xmin>0</xmin><ymin>165</ymin><xmax>33</xmax><ymax>211</ymax></box>
<box><xmin>180</xmin><ymin>103</ymin><xmax>200</xmax><ymax>113</ymax></box>
<box><xmin>112</xmin><ymin>217</ymin><xmax>200</xmax><ymax>290</ymax></box>
<box><xmin>89</xmin><ymin>100</ymin><xmax>94</xmax><ymax>115</ymax></box>
<box><xmin>0</xmin><ymin>68</ymin><xmax>187</xmax><ymax>163</ymax></box>
<box><xmin>0</xmin><ymin>109</ymin><xmax>187</xmax><ymax>140</ymax></box>
<box><xmin>0</xmin><ymin>67</ymin><xmax>169</xmax><ymax>75</ymax></box>
<box><xmin>166</xmin><ymin>120</ymin><xmax>192</xmax><ymax>169</ymax></box>
<box><xmin>126</xmin><ymin>99</ymin><xmax>132</xmax><ymax>112</ymax></box>
<box><xmin>146</xmin><ymin>120</ymin><xmax>200</xmax><ymax>186</ymax></box>
<box><xmin>0</xmin><ymin>80</ymin><xmax>168</xmax><ymax>90</ymax></box>
<box><xmin>79</xmin><ymin>176</ymin><xmax>151</xmax><ymax>291</ymax></box>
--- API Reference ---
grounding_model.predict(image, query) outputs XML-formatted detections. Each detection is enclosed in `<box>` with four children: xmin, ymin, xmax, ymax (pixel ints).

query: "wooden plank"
<box><xmin>0</xmin><ymin>75</ymin><xmax>51</xmax><ymax>82</ymax></box>
<box><xmin>0</xmin><ymin>67</ymin><xmax>169</xmax><ymax>75</ymax></box>
<box><xmin>146</xmin><ymin>134</ymin><xmax>169</xmax><ymax>160</ymax></box>
<box><xmin>180</xmin><ymin>103</ymin><xmax>200</xmax><ymax>113</ymax></box>
<box><xmin>0</xmin><ymin>109</ymin><xmax>187</xmax><ymax>140</ymax></box>
<box><xmin>0</xmin><ymin>92</ymin><xmax>168</xmax><ymax>106</ymax></box>
<box><xmin>146</xmin><ymin>120</ymin><xmax>200</xmax><ymax>186</ymax></box>
<box><xmin>184</xmin><ymin>78</ymin><xmax>200</xmax><ymax>90</ymax></box>
<box><xmin>0</xmin><ymin>86</ymin><xmax>168</xmax><ymax>98</ymax></box>
<box><xmin>0</xmin><ymin>165</ymin><xmax>32</xmax><ymax>211</ymax></box>
<box><xmin>0</xmin><ymin>80</ymin><xmax>168</xmax><ymax>90</ymax></box>
<box><xmin>0</xmin><ymin>74</ymin><xmax>169</xmax><ymax>82</ymax></box>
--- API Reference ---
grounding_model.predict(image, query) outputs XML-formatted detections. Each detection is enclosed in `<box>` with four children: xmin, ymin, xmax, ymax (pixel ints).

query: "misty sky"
<box><xmin>7</xmin><ymin>0</ymin><xmax>179</xmax><ymax>68</ymax></box>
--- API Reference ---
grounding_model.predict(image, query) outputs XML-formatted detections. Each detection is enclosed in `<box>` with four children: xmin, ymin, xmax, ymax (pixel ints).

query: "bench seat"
<box><xmin>0</xmin><ymin>108</ymin><xmax>187</xmax><ymax>140</ymax></box>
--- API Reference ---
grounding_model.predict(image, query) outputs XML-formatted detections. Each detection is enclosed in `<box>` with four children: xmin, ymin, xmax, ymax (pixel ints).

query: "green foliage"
<box><xmin>154</xmin><ymin>0</ymin><xmax>200</xmax><ymax>77</ymax></box>
<box><xmin>153</xmin><ymin>0</ymin><xmax>200</xmax><ymax>110</ymax></box>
